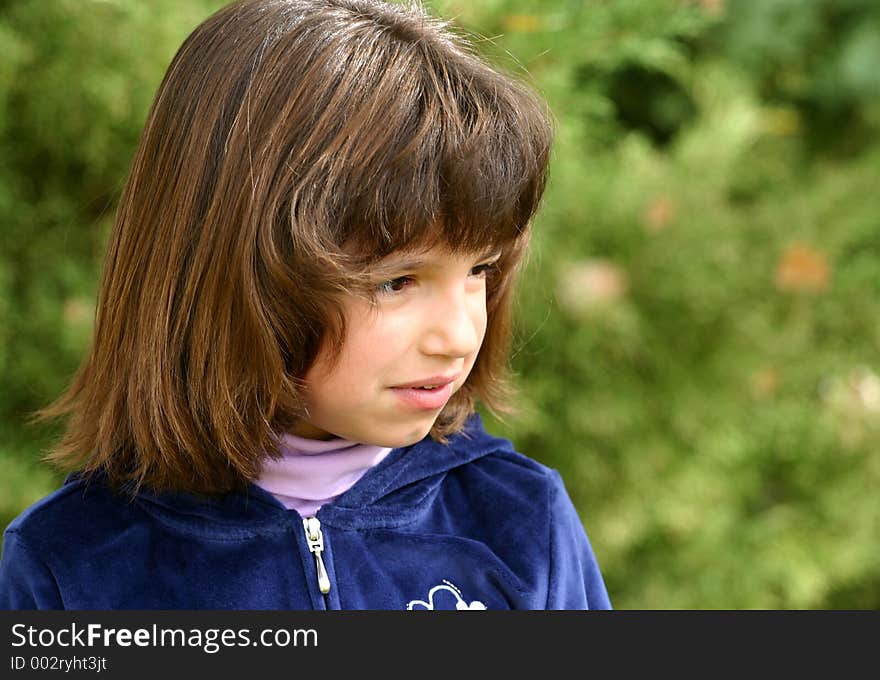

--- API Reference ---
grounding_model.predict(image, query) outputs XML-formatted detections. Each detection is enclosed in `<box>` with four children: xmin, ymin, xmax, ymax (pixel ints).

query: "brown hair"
<box><xmin>30</xmin><ymin>0</ymin><xmax>554</xmax><ymax>496</ymax></box>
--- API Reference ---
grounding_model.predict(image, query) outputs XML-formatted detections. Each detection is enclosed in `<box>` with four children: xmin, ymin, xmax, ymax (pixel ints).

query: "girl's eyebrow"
<box><xmin>479</xmin><ymin>248</ymin><xmax>504</xmax><ymax>262</ymax></box>
<box><xmin>376</xmin><ymin>249</ymin><xmax>502</xmax><ymax>273</ymax></box>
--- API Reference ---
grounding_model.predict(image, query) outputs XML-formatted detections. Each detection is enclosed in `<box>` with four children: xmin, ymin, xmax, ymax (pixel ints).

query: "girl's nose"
<box><xmin>420</xmin><ymin>287</ymin><xmax>485</xmax><ymax>359</ymax></box>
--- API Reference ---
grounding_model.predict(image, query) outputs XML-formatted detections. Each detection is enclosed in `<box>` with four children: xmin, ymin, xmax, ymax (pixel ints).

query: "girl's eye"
<box><xmin>470</xmin><ymin>262</ymin><xmax>499</xmax><ymax>278</ymax></box>
<box><xmin>376</xmin><ymin>262</ymin><xmax>498</xmax><ymax>296</ymax></box>
<box><xmin>377</xmin><ymin>276</ymin><xmax>414</xmax><ymax>295</ymax></box>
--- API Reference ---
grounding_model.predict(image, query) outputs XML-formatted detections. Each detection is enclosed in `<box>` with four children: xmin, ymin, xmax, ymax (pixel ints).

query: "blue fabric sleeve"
<box><xmin>0</xmin><ymin>530</ymin><xmax>64</xmax><ymax>610</ymax></box>
<box><xmin>546</xmin><ymin>471</ymin><xmax>612</xmax><ymax>610</ymax></box>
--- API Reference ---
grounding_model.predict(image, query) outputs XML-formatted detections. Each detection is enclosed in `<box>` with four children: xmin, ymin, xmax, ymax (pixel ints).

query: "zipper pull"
<box><xmin>303</xmin><ymin>517</ymin><xmax>331</xmax><ymax>595</ymax></box>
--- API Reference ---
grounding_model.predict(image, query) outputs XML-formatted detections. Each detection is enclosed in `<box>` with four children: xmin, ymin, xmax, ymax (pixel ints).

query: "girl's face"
<box><xmin>293</xmin><ymin>245</ymin><xmax>500</xmax><ymax>446</ymax></box>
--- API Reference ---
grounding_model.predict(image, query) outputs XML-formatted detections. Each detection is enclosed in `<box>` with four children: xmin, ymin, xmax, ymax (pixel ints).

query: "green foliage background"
<box><xmin>1</xmin><ymin>0</ymin><xmax>878</xmax><ymax>608</ymax></box>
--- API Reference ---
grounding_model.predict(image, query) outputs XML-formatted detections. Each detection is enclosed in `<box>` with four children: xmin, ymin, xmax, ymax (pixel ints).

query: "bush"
<box><xmin>2</xmin><ymin>0</ymin><xmax>878</xmax><ymax>608</ymax></box>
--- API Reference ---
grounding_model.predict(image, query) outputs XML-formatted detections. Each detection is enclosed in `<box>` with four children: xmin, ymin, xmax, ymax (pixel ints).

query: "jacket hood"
<box><xmin>79</xmin><ymin>412</ymin><xmax>515</xmax><ymax>535</ymax></box>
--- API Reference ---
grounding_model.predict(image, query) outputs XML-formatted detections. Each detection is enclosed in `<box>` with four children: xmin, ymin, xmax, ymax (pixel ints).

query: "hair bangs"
<box><xmin>330</xmin><ymin>36</ymin><xmax>552</xmax><ymax>266</ymax></box>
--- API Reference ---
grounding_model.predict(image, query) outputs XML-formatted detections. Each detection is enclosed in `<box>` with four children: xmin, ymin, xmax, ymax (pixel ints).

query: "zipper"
<box><xmin>303</xmin><ymin>516</ymin><xmax>331</xmax><ymax>595</ymax></box>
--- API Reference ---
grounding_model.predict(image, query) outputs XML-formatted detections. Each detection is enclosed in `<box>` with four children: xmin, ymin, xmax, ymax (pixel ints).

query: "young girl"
<box><xmin>0</xmin><ymin>0</ymin><xmax>610</xmax><ymax>610</ymax></box>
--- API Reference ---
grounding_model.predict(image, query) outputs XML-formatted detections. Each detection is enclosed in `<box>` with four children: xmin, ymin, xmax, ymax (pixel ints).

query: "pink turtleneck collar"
<box><xmin>254</xmin><ymin>433</ymin><xmax>392</xmax><ymax>517</ymax></box>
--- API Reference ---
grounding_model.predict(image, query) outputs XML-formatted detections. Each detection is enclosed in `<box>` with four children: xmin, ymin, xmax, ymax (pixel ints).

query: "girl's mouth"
<box><xmin>389</xmin><ymin>382</ymin><xmax>454</xmax><ymax>410</ymax></box>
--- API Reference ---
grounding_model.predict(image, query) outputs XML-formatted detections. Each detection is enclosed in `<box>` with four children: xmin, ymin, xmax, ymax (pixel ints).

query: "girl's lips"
<box><xmin>389</xmin><ymin>382</ymin><xmax>454</xmax><ymax>409</ymax></box>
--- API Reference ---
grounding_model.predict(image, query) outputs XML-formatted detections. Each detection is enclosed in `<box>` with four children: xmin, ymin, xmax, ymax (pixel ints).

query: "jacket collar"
<box><xmin>71</xmin><ymin>412</ymin><xmax>512</xmax><ymax>535</ymax></box>
<box><xmin>318</xmin><ymin>412</ymin><xmax>512</xmax><ymax>529</ymax></box>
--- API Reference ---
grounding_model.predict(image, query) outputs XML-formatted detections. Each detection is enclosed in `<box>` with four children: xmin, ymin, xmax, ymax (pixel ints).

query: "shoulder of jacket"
<box><xmin>446</xmin><ymin>413</ymin><xmax>561</xmax><ymax>482</ymax></box>
<box><xmin>473</xmin><ymin>444</ymin><xmax>558</xmax><ymax>478</ymax></box>
<box><xmin>4</xmin><ymin>474</ymin><xmax>130</xmax><ymax>549</ymax></box>
<box><xmin>446</xmin><ymin>434</ymin><xmax>565</xmax><ymax>509</ymax></box>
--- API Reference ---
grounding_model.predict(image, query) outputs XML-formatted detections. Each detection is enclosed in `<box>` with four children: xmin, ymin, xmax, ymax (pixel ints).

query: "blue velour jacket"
<box><xmin>0</xmin><ymin>414</ymin><xmax>610</xmax><ymax>610</ymax></box>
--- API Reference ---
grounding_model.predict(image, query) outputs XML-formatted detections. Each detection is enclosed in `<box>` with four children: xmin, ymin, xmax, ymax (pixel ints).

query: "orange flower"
<box><xmin>750</xmin><ymin>367</ymin><xmax>779</xmax><ymax>399</ymax></box>
<box><xmin>643</xmin><ymin>196</ymin><xmax>677</xmax><ymax>233</ymax></box>
<box><xmin>695</xmin><ymin>0</ymin><xmax>725</xmax><ymax>17</ymax></box>
<box><xmin>775</xmin><ymin>243</ymin><xmax>830</xmax><ymax>292</ymax></box>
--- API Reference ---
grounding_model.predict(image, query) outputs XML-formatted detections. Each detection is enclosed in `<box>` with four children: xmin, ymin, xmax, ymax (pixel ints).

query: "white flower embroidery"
<box><xmin>406</xmin><ymin>580</ymin><xmax>487</xmax><ymax>610</ymax></box>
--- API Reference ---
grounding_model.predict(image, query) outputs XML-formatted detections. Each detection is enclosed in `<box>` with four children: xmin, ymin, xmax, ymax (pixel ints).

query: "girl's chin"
<box><xmin>289</xmin><ymin>410</ymin><xmax>440</xmax><ymax>448</ymax></box>
<box><xmin>362</xmin><ymin>420</ymin><xmax>438</xmax><ymax>449</ymax></box>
